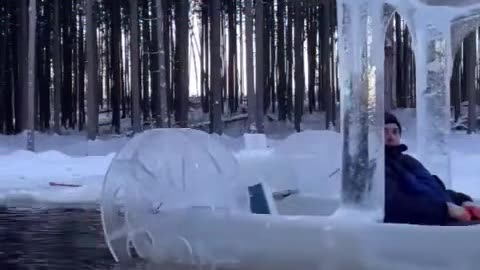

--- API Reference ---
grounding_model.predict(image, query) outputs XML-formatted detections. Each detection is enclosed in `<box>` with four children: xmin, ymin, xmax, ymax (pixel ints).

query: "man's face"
<box><xmin>385</xmin><ymin>123</ymin><xmax>401</xmax><ymax>146</ymax></box>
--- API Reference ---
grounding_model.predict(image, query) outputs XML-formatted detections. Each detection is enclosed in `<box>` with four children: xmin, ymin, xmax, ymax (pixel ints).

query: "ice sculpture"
<box><xmin>101</xmin><ymin>128</ymin><xmax>480</xmax><ymax>269</ymax></box>
<box><xmin>338</xmin><ymin>0</ymin><xmax>480</xmax><ymax>215</ymax></box>
<box><xmin>396</xmin><ymin>2</ymin><xmax>480</xmax><ymax>189</ymax></box>
<box><xmin>100</xmin><ymin>0</ymin><xmax>480</xmax><ymax>269</ymax></box>
<box><xmin>101</xmin><ymin>128</ymin><xmax>250</xmax><ymax>262</ymax></box>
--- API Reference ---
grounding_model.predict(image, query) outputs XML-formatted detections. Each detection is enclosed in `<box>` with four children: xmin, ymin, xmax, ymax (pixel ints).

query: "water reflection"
<box><xmin>0</xmin><ymin>208</ymin><xmax>115</xmax><ymax>269</ymax></box>
<box><xmin>0</xmin><ymin>207</ymin><xmax>226</xmax><ymax>270</ymax></box>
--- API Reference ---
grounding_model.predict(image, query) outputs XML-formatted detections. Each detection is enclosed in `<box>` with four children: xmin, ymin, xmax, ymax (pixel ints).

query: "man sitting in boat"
<box><xmin>384</xmin><ymin>112</ymin><xmax>480</xmax><ymax>226</ymax></box>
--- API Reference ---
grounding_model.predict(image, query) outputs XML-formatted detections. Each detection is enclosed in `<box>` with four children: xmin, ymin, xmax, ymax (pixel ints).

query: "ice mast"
<box><xmin>336</xmin><ymin>0</ymin><xmax>385</xmax><ymax>216</ymax></box>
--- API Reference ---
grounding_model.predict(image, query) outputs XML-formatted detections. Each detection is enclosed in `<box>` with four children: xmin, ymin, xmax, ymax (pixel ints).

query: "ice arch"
<box><xmin>338</xmin><ymin>0</ymin><xmax>480</xmax><ymax>217</ymax></box>
<box><xmin>451</xmin><ymin>13</ymin><xmax>480</xmax><ymax>56</ymax></box>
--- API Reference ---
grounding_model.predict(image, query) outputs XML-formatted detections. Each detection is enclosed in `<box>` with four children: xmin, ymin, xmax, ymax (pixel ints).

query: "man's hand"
<box><xmin>447</xmin><ymin>202</ymin><xmax>472</xmax><ymax>221</ymax></box>
<box><xmin>462</xmin><ymin>201</ymin><xmax>480</xmax><ymax>220</ymax></box>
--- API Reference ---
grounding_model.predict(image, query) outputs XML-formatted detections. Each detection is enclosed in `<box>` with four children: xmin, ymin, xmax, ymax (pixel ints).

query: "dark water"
<box><xmin>0</xmin><ymin>207</ymin><xmax>123</xmax><ymax>270</ymax></box>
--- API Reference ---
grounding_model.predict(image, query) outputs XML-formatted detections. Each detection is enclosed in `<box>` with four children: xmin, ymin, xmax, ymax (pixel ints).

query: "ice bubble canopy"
<box><xmin>101</xmin><ymin>128</ymin><xmax>251</xmax><ymax>262</ymax></box>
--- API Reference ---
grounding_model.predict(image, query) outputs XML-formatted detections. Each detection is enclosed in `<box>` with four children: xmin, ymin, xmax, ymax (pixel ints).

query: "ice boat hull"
<box><xmin>101</xmin><ymin>128</ymin><xmax>480</xmax><ymax>269</ymax></box>
<box><xmin>127</xmin><ymin>209</ymin><xmax>480</xmax><ymax>270</ymax></box>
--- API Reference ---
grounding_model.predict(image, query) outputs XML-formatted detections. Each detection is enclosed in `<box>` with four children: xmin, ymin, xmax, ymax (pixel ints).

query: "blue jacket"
<box><xmin>384</xmin><ymin>144</ymin><xmax>453</xmax><ymax>225</ymax></box>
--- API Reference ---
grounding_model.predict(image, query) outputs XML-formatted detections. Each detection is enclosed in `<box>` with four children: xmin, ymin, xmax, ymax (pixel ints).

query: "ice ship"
<box><xmin>101</xmin><ymin>0</ymin><xmax>480</xmax><ymax>269</ymax></box>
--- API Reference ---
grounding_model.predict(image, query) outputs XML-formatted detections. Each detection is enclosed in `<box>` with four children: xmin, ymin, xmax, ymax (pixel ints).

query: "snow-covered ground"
<box><xmin>0</xmin><ymin>109</ymin><xmax>479</xmax><ymax>207</ymax></box>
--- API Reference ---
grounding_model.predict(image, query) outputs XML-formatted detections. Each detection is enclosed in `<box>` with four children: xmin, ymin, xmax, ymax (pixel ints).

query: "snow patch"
<box><xmin>0</xmin><ymin>111</ymin><xmax>479</xmax><ymax>206</ymax></box>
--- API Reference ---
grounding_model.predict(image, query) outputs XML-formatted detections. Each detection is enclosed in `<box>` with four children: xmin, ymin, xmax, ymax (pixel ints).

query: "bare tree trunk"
<box><xmin>294</xmin><ymin>0</ymin><xmax>305</xmax><ymax>132</ymax></box>
<box><xmin>72</xmin><ymin>0</ymin><xmax>78</xmax><ymax>129</ymax></box>
<box><xmin>268</xmin><ymin>1</ymin><xmax>275</xmax><ymax>114</ymax></box>
<box><xmin>130</xmin><ymin>0</ymin><xmax>141</xmax><ymax>132</ymax></box>
<box><xmin>465</xmin><ymin>31</ymin><xmax>477</xmax><ymax>134</ymax></box>
<box><xmin>26</xmin><ymin>0</ymin><xmax>36</xmax><ymax>151</ymax></box>
<box><xmin>4</xmin><ymin>7</ymin><xmax>14</xmax><ymax>134</ymax></box>
<box><xmin>403</xmin><ymin>27</ymin><xmax>412</xmax><ymax>107</ymax></box>
<box><xmin>322</xmin><ymin>2</ymin><xmax>332</xmax><ymax>129</ymax></box>
<box><xmin>384</xmin><ymin>20</ymin><xmax>394</xmax><ymax>112</ymax></box>
<box><xmin>174</xmin><ymin>0</ymin><xmax>189</xmax><ymax>127</ymax></box>
<box><xmin>86</xmin><ymin>0</ymin><xmax>98</xmax><ymax>140</ymax></box>
<box><xmin>410</xmin><ymin>42</ymin><xmax>416</xmax><ymax>107</ymax></box>
<box><xmin>17</xmin><ymin>0</ymin><xmax>29</xmax><ymax>133</ymax></box>
<box><xmin>227</xmin><ymin>0</ymin><xmax>236</xmax><ymax>113</ymax></box>
<box><xmin>277</xmin><ymin>0</ymin><xmax>286</xmax><ymax>121</ymax></box>
<box><xmin>110</xmin><ymin>0</ymin><xmax>121</xmax><ymax>133</ymax></box>
<box><xmin>221</xmin><ymin>16</ymin><xmax>226</xmax><ymax>115</ymax></box>
<box><xmin>245</xmin><ymin>0</ymin><xmax>255</xmax><ymax>132</ymax></box>
<box><xmin>286</xmin><ymin>1</ymin><xmax>293</xmax><ymax>120</ymax></box>
<box><xmin>330</xmin><ymin>2</ymin><xmax>337</xmax><ymax>128</ymax></box>
<box><xmin>150</xmin><ymin>0</ymin><xmax>159</xmax><ymax>121</ymax></box>
<box><xmin>39</xmin><ymin>4</ymin><xmax>51</xmax><ymax>131</ymax></box>
<box><xmin>395</xmin><ymin>14</ymin><xmax>405</xmax><ymax>108</ymax></box>
<box><xmin>451</xmin><ymin>52</ymin><xmax>461</xmax><ymax>122</ymax></box>
<box><xmin>263</xmin><ymin>0</ymin><xmax>272</xmax><ymax>114</ymax></box>
<box><xmin>254</xmin><ymin>0</ymin><xmax>264</xmax><ymax>133</ymax></box>
<box><xmin>166</xmin><ymin>4</ymin><xmax>174</xmax><ymax>122</ymax></box>
<box><xmin>120</xmin><ymin>23</ymin><xmax>127</xmax><ymax>120</ymax></box>
<box><xmin>62</xmin><ymin>0</ymin><xmax>73</xmax><ymax>127</ymax></box>
<box><xmin>0</xmin><ymin>5</ymin><xmax>9</xmax><ymax>133</ymax></box>
<box><xmin>78</xmin><ymin>7</ymin><xmax>85</xmax><ymax>131</ymax></box>
<box><xmin>210</xmin><ymin>0</ymin><xmax>222</xmax><ymax>134</ymax></box>
<box><xmin>141</xmin><ymin>0</ymin><xmax>150</xmax><ymax>122</ymax></box>
<box><xmin>238</xmin><ymin>1</ymin><xmax>244</xmax><ymax>111</ymax></box>
<box><xmin>307</xmin><ymin>6</ymin><xmax>316</xmax><ymax>114</ymax></box>
<box><xmin>200</xmin><ymin>0</ymin><xmax>208</xmax><ymax>113</ymax></box>
<box><xmin>391</xmin><ymin>21</ymin><xmax>397</xmax><ymax>109</ymax></box>
<box><xmin>53</xmin><ymin>0</ymin><xmax>62</xmax><ymax>133</ymax></box>
<box><xmin>156</xmin><ymin>0</ymin><xmax>168</xmax><ymax>128</ymax></box>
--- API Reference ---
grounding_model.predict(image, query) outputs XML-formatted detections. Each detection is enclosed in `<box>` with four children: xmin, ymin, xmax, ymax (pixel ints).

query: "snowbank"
<box><xmin>0</xmin><ymin>149</ymin><xmax>114</xmax><ymax>206</ymax></box>
<box><xmin>0</xmin><ymin>117</ymin><xmax>479</xmax><ymax>206</ymax></box>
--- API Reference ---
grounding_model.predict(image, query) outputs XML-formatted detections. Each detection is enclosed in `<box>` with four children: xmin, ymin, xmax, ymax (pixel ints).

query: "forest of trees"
<box><xmin>0</xmin><ymin>0</ymin><xmax>479</xmax><ymax>150</ymax></box>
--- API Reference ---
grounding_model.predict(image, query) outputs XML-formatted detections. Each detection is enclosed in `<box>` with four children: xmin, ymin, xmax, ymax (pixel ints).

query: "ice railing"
<box><xmin>100</xmin><ymin>1</ymin><xmax>480</xmax><ymax>269</ymax></box>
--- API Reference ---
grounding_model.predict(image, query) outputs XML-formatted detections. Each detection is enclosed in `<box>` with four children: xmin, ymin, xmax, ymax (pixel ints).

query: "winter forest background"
<box><xmin>0</xmin><ymin>0</ymin><xmax>478</xmax><ymax>150</ymax></box>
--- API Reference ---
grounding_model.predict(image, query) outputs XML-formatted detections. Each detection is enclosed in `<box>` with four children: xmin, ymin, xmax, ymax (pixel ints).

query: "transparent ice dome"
<box><xmin>101</xmin><ymin>128</ymin><xmax>250</xmax><ymax>262</ymax></box>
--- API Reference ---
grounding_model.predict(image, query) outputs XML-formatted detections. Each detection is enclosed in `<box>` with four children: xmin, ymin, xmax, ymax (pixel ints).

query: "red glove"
<box><xmin>463</xmin><ymin>202</ymin><xmax>480</xmax><ymax>220</ymax></box>
<box><xmin>447</xmin><ymin>202</ymin><xmax>472</xmax><ymax>222</ymax></box>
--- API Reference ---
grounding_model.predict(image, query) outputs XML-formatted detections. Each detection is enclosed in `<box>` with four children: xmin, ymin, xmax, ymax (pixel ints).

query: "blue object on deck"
<box><xmin>248</xmin><ymin>183</ymin><xmax>271</xmax><ymax>214</ymax></box>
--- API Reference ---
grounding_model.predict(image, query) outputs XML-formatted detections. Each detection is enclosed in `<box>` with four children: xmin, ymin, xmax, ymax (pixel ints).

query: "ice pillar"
<box><xmin>337</xmin><ymin>0</ymin><xmax>385</xmax><ymax>216</ymax></box>
<box><xmin>415</xmin><ymin>22</ymin><xmax>452</xmax><ymax>188</ymax></box>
